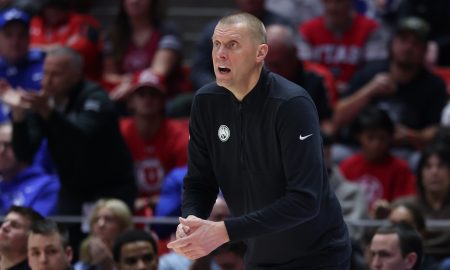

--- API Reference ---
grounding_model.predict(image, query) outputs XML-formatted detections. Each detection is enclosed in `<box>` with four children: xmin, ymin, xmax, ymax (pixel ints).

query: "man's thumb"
<box><xmin>179</xmin><ymin>216</ymin><xmax>201</xmax><ymax>227</ymax></box>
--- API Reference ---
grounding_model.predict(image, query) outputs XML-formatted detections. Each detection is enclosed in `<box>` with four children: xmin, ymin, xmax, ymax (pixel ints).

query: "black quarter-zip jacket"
<box><xmin>183</xmin><ymin>69</ymin><xmax>351</xmax><ymax>269</ymax></box>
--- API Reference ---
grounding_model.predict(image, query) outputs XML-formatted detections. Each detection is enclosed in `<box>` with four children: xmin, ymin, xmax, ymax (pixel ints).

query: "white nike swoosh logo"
<box><xmin>299</xmin><ymin>134</ymin><xmax>313</xmax><ymax>140</ymax></box>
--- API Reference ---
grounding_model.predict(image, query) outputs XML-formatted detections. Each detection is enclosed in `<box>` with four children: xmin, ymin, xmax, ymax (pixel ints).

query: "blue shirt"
<box><xmin>0</xmin><ymin>165</ymin><xmax>60</xmax><ymax>216</ymax></box>
<box><xmin>0</xmin><ymin>49</ymin><xmax>45</xmax><ymax>122</ymax></box>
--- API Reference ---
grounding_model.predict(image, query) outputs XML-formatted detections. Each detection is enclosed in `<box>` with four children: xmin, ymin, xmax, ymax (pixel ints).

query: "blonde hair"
<box><xmin>88</xmin><ymin>198</ymin><xmax>132</xmax><ymax>232</ymax></box>
<box><xmin>79</xmin><ymin>198</ymin><xmax>133</xmax><ymax>263</ymax></box>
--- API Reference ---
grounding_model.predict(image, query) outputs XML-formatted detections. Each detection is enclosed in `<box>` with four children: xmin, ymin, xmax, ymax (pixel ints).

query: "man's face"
<box><xmin>391</xmin><ymin>32</ymin><xmax>426</xmax><ymax>70</ymax></box>
<box><xmin>358</xmin><ymin>129</ymin><xmax>392</xmax><ymax>162</ymax></box>
<box><xmin>265</xmin><ymin>29</ymin><xmax>297</xmax><ymax>79</ymax></box>
<box><xmin>321</xmin><ymin>0</ymin><xmax>353</xmax><ymax>27</ymax></box>
<box><xmin>212</xmin><ymin>22</ymin><xmax>266</xmax><ymax>93</ymax></box>
<box><xmin>0</xmin><ymin>212</ymin><xmax>30</xmax><ymax>254</ymax></box>
<box><xmin>214</xmin><ymin>251</ymin><xmax>244</xmax><ymax>270</ymax></box>
<box><xmin>129</xmin><ymin>87</ymin><xmax>165</xmax><ymax>117</ymax></box>
<box><xmin>42</xmin><ymin>6</ymin><xmax>69</xmax><ymax>26</ymax></box>
<box><xmin>0</xmin><ymin>21</ymin><xmax>29</xmax><ymax>63</ymax></box>
<box><xmin>117</xmin><ymin>241</ymin><xmax>158</xmax><ymax>270</ymax></box>
<box><xmin>42</xmin><ymin>55</ymin><xmax>80</xmax><ymax>98</ymax></box>
<box><xmin>28</xmin><ymin>232</ymin><xmax>72</xmax><ymax>270</ymax></box>
<box><xmin>370</xmin><ymin>233</ymin><xmax>408</xmax><ymax>270</ymax></box>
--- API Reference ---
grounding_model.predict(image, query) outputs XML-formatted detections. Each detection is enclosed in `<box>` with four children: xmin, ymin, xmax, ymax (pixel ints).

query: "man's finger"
<box><xmin>167</xmin><ymin>236</ymin><xmax>190</xmax><ymax>249</ymax></box>
<box><xmin>179</xmin><ymin>216</ymin><xmax>203</xmax><ymax>228</ymax></box>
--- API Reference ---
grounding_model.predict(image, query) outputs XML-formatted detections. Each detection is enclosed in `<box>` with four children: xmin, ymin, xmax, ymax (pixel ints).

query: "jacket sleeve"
<box><xmin>12</xmin><ymin>113</ymin><xmax>44</xmax><ymax>164</ymax></box>
<box><xmin>181</xmin><ymin>95</ymin><xmax>219</xmax><ymax>219</ymax></box>
<box><xmin>42</xmin><ymin>90</ymin><xmax>115</xmax><ymax>145</ymax></box>
<box><xmin>224</xmin><ymin>96</ymin><xmax>327</xmax><ymax>241</ymax></box>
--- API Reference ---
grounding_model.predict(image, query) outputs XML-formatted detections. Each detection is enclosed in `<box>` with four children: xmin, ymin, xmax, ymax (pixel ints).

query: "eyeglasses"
<box><xmin>123</xmin><ymin>253</ymin><xmax>155</xmax><ymax>265</ymax></box>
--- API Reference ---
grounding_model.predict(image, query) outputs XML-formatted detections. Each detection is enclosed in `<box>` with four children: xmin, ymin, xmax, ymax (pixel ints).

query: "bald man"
<box><xmin>168</xmin><ymin>13</ymin><xmax>351</xmax><ymax>269</ymax></box>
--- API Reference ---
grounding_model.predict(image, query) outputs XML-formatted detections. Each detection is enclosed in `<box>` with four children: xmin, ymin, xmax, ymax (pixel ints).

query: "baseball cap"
<box><xmin>128</xmin><ymin>70</ymin><xmax>166</xmax><ymax>96</ymax></box>
<box><xmin>0</xmin><ymin>8</ymin><xmax>30</xmax><ymax>29</ymax></box>
<box><xmin>395</xmin><ymin>16</ymin><xmax>430</xmax><ymax>42</ymax></box>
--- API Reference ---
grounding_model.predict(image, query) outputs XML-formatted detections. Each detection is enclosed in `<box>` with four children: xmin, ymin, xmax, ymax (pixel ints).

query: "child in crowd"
<box><xmin>339</xmin><ymin>106</ymin><xmax>416</xmax><ymax>217</ymax></box>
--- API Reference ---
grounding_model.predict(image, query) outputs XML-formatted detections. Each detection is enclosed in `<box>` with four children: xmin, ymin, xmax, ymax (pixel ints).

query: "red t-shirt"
<box><xmin>30</xmin><ymin>12</ymin><xmax>102</xmax><ymax>81</ymax></box>
<box><xmin>120</xmin><ymin>118</ymin><xmax>189</xmax><ymax>197</ymax></box>
<box><xmin>299</xmin><ymin>14</ymin><xmax>380</xmax><ymax>86</ymax></box>
<box><xmin>339</xmin><ymin>153</ymin><xmax>416</xmax><ymax>208</ymax></box>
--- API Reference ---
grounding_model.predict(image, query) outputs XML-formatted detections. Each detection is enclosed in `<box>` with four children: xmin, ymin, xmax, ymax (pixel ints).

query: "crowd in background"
<box><xmin>0</xmin><ymin>0</ymin><xmax>449</xmax><ymax>269</ymax></box>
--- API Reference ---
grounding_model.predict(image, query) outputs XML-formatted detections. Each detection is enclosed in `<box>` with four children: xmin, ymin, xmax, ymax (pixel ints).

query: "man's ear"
<box><xmin>256</xmin><ymin>44</ymin><xmax>268</xmax><ymax>63</ymax></box>
<box><xmin>404</xmin><ymin>252</ymin><xmax>418</xmax><ymax>269</ymax></box>
<box><xmin>66</xmin><ymin>246</ymin><xmax>73</xmax><ymax>262</ymax></box>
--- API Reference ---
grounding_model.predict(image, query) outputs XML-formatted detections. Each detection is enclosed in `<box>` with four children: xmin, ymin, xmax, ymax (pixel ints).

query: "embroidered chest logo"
<box><xmin>218</xmin><ymin>125</ymin><xmax>230</xmax><ymax>142</ymax></box>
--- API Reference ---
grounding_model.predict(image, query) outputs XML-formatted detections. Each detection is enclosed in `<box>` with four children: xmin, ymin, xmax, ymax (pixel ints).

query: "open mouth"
<box><xmin>218</xmin><ymin>66</ymin><xmax>231</xmax><ymax>74</ymax></box>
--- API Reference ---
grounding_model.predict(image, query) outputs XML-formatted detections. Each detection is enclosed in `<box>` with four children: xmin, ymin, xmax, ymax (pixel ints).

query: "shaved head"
<box><xmin>217</xmin><ymin>12</ymin><xmax>266</xmax><ymax>45</ymax></box>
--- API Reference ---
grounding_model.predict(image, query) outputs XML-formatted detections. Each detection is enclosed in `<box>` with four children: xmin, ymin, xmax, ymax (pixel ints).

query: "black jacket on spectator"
<box><xmin>12</xmin><ymin>80</ymin><xmax>137</xmax><ymax>215</ymax></box>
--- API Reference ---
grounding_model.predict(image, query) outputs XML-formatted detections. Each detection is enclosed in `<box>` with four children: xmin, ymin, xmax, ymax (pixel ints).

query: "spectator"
<box><xmin>400</xmin><ymin>0</ymin><xmax>450</xmax><ymax>67</ymax></box>
<box><xmin>407</xmin><ymin>144</ymin><xmax>450</xmax><ymax>262</ymax></box>
<box><xmin>298</xmin><ymin>0</ymin><xmax>388</xmax><ymax>94</ymax></box>
<box><xmin>0</xmin><ymin>7</ymin><xmax>44</xmax><ymax>122</ymax></box>
<box><xmin>9</xmin><ymin>46</ymin><xmax>136</xmax><ymax>216</ymax></box>
<box><xmin>339</xmin><ymin>106</ymin><xmax>416</xmax><ymax>216</ymax></box>
<box><xmin>104</xmin><ymin>0</ymin><xmax>191</xmax><ymax>103</ymax></box>
<box><xmin>388</xmin><ymin>198</ymin><xmax>440</xmax><ymax>270</ymax></box>
<box><xmin>119</xmin><ymin>70</ymin><xmax>189</xmax><ymax>217</ymax></box>
<box><xmin>353</xmin><ymin>0</ymin><xmax>406</xmax><ymax>33</ymax></box>
<box><xmin>152</xmin><ymin>166</ymin><xmax>186</xmax><ymax>240</ymax></box>
<box><xmin>322</xmin><ymin>131</ymin><xmax>368</xmax><ymax>240</ymax></box>
<box><xmin>333</xmin><ymin>17</ymin><xmax>448</xmax><ymax>166</ymax></box>
<box><xmin>113</xmin><ymin>230</ymin><xmax>159</xmax><ymax>270</ymax></box>
<box><xmin>29</xmin><ymin>0</ymin><xmax>102</xmax><ymax>81</ymax></box>
<box><xmin>189</xmin><ymin>0</ymin><xmax>292</xmax><ymax>90</ymax></box>
<box><xmin>0</xmin><ymin>205</ymin><xmax>44</xmax><ymax>270</ymax></box>
<box><xmin>75</xmin><ymin>198</ymin><xmax>132</xmax><ymax>270</ymax></box>
<box><xmin>7</xmin><ymin>46</ymin><xmax>136</xmax><ymax>254</ymax></box>
<box><xmin>27</xmin><ymin>219</ymin><xmax>73</xmax><ymax>270</ymax></box>
<box><xmin>211</xmin><ymin>242</ymin><xmax>246</xmax><ymax>270</ymax></box>
<box><xmin>0</xmin><ymin>123</ymin><xmax>59</xmax><ymax>216</ymax></box>
<box><xmin>265</xmin><ymin>0</ymin><xmax>324</xmax><ymax>27</ymax></box>
<box><xmin>369</xmin><ymin>223</ymin><xmax>423</xmax><ymax>270</ymax></box>
<box><xmin>388</xmin><ymin>199</ymin><xmax>426</xmax><ymax>236</ymax></box>
<box><xmin>265</xmin><ymin>24</ymin><xmax>334</xmax><ymax>135</ymax></box>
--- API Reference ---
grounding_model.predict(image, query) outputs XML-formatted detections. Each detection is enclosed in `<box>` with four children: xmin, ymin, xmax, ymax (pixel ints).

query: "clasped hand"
<box><xmin>0</xmin><ymin>80</ymin><xmax>52</xmax><ymax>119</ymax></box>
<box><xmin>167</xmin><ymin>215</ymin><xmax>230</xmax><ymax>260</ymax></box>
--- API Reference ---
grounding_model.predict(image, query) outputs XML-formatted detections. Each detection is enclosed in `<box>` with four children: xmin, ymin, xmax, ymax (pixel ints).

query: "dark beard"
<box><xmin>394</xmin><ymin>59</ymin><xmax>418</xmax><ymax>71</ymax></box>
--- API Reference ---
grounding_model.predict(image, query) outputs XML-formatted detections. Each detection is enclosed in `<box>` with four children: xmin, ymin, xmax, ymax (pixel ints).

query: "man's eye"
<box><xmin>29</xmin><ymin>251</ymin><xmax>40</xmax><ymax>257</ymax></box>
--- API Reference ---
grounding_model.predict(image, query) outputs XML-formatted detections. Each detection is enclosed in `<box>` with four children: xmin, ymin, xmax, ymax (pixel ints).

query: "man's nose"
<box><xmin>39</xmin><ymin>252</ymin><xmax>48</xmax><ymax>263</ymax></box>
<box><xmin>136</xmin><ymin>259</ymin><xmax>147</xmax><ymax>270</ymax></box>
<box><xmin>215</xmin><ymin>46</ymin><xmax>227</xmax><ymax>59</ymax></box>
<box><xmin>0</xmin><ymin>220</ymin><xmax>10</xmax><ymax>230</ymax></box>
<box><xmin>371</xmin><ymin>255</ymin><xmax>381</xmax><ymax>268</ymax></box>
